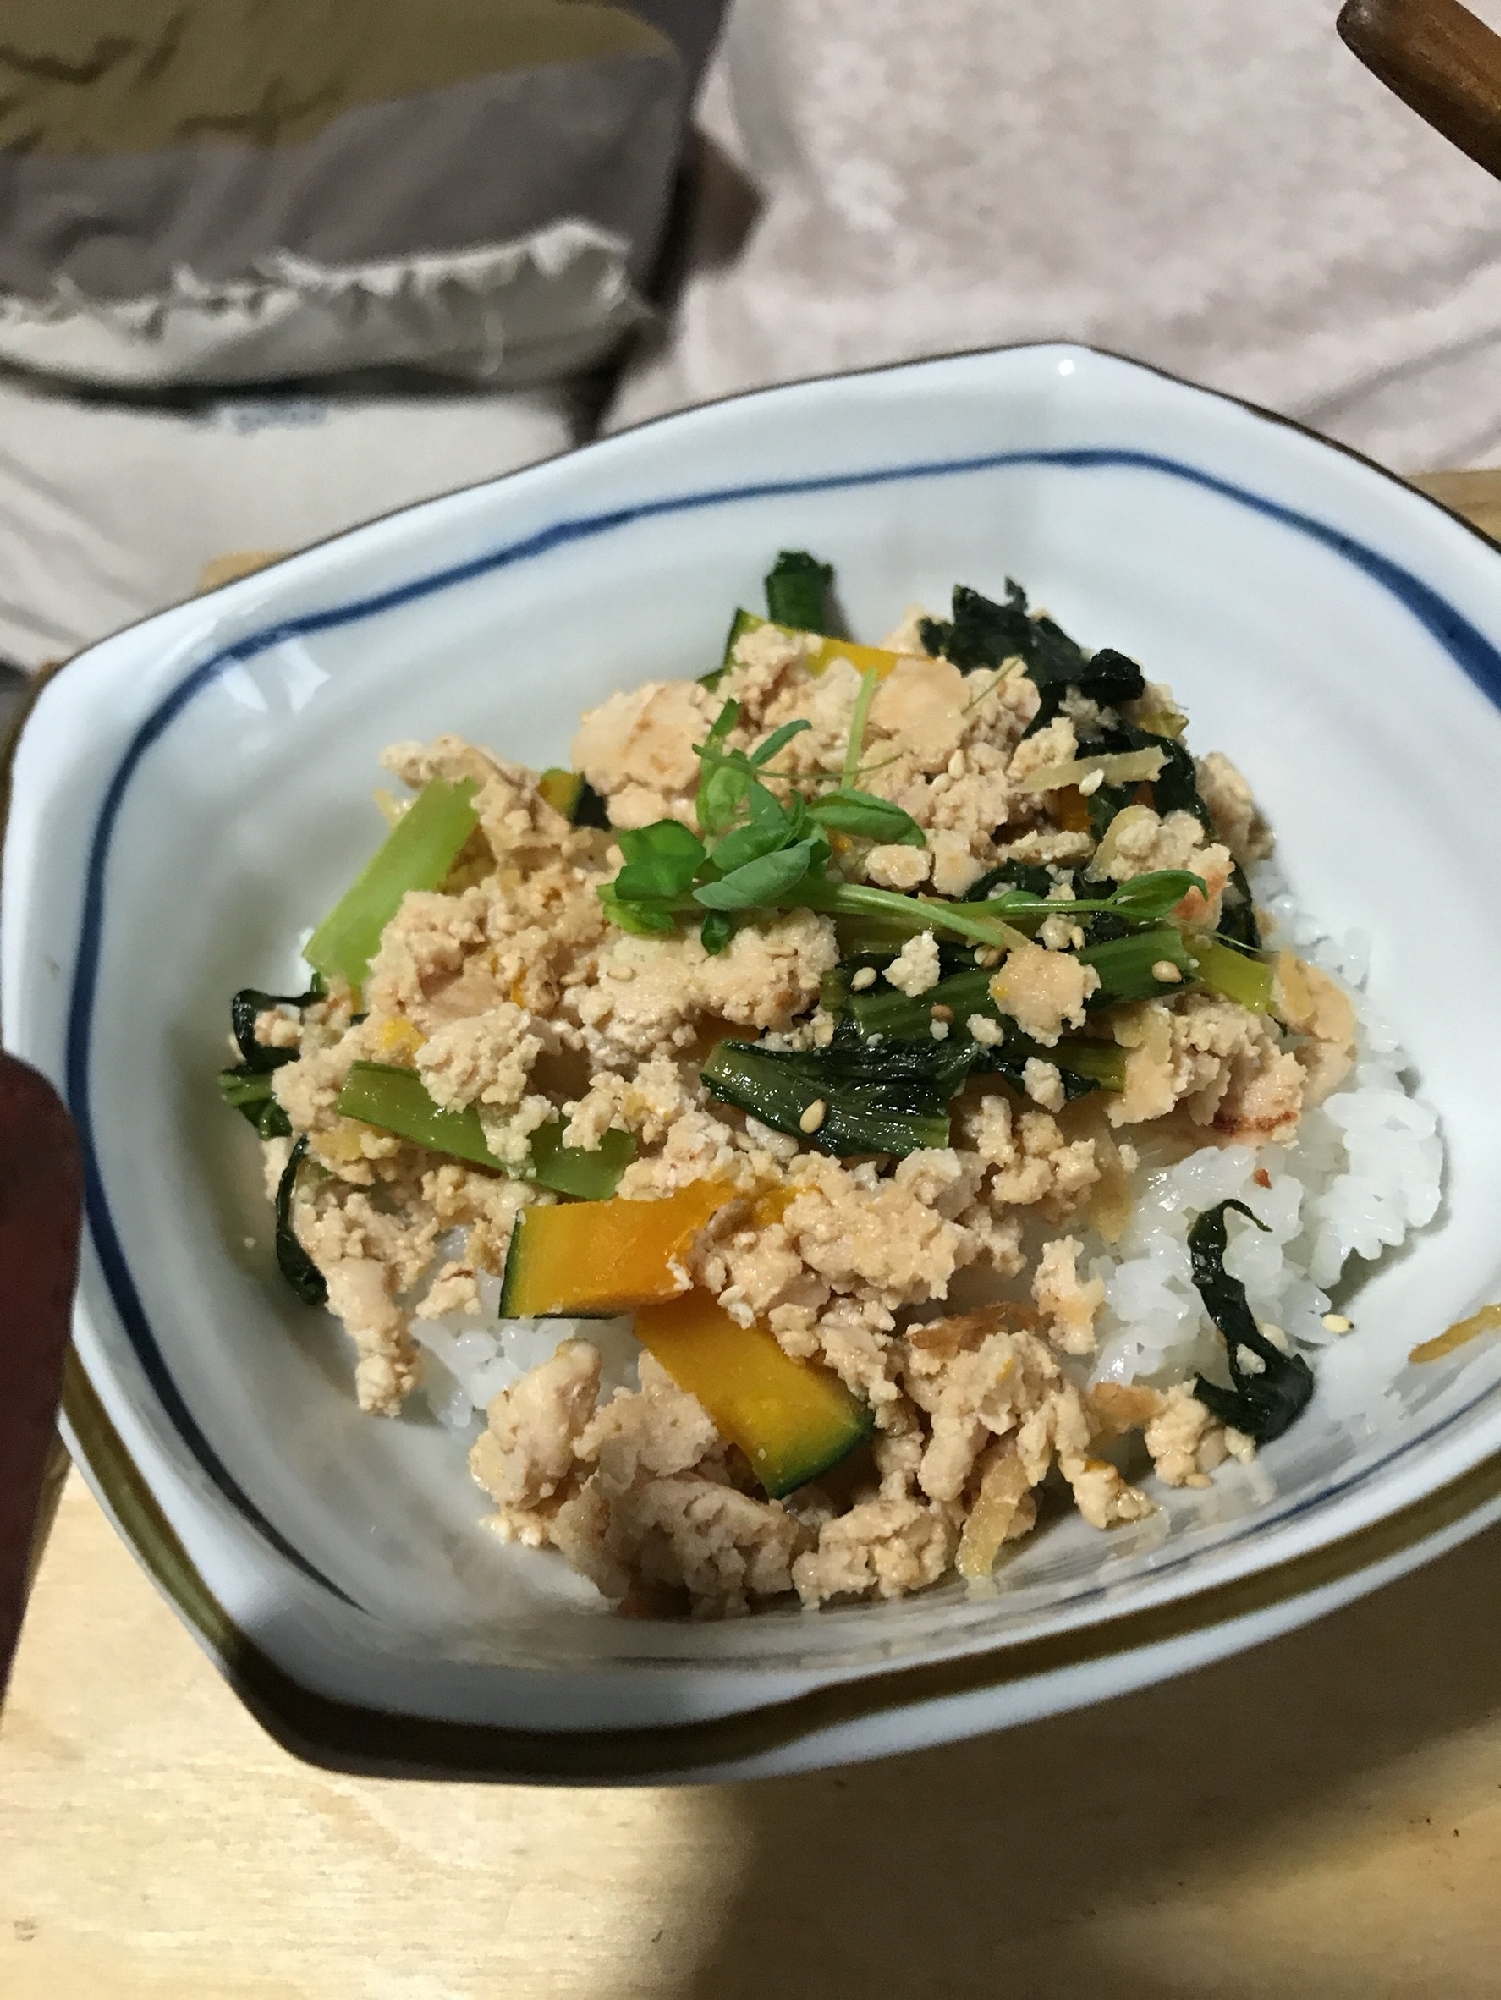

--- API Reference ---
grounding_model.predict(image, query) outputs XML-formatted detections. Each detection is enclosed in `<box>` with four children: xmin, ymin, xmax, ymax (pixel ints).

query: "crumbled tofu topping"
<box><xmin>244</xmin><ymin>572</ymin><xmax>1348</xmax><ymax>1620</ymax></box>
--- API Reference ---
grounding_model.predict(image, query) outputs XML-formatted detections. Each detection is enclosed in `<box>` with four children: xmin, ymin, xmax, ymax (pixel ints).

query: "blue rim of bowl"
<box><xmin>29</xmin><ymin>341</ymin><xmax>1501</xmax><ymax>1776</ymax></box>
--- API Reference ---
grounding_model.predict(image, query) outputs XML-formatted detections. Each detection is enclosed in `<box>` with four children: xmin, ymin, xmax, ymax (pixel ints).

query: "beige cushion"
<box><xmin>0</xmin><ymin>368</ymin><xmax>576</xmax><ymax>666</ymax></box>
<box><xmin>0</xmin><ymin>0</ymin><xmax>720</xmax><ymax>388</ymax></box>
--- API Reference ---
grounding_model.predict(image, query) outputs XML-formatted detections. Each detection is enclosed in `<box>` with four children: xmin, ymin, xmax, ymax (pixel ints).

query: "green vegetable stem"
<box><xmin>337</xmin><ymin>1061</ymin><xmax>635</xmax><ymax>1199</ymax></box>
<box><xmin>304</xmin><ymin>777</ymin><xmax>480</xmax><ymax>995</ymax></box>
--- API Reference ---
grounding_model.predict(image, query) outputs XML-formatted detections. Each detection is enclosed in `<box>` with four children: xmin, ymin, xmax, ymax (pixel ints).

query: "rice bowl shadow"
<box><xmin>662</xmin><ymin>1517</ymin><xmax>1501</xmax><ymax>2000</ymax></box>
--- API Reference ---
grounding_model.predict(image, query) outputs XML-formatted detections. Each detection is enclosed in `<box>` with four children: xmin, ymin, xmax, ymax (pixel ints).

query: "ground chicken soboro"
<box><xmin>238</xmin><ymin>572</ymin><xmax>1362</xmax><ymax>1619</ymax></box>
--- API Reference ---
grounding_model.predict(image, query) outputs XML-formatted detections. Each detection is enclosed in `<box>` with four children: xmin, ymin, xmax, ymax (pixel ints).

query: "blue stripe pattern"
<box><xmin>64</xmin><ymin>443</ymin><xmax>1501</xmax><ymax>1610</ymax></box>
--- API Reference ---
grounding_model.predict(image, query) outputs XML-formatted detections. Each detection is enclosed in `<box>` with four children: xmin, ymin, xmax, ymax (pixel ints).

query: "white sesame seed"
<box><xmin>798</xmin><ymin>1098</ymin><xmax>827</xmax><ymax>1134</ymax></box>
<box><xmin>1257</xmin><ymin>1321</ymin><xmax>1291</xmax><ymax>1353</ymax></box>
<box><xmin>1078</xmin><ymin>768</ymin><xmax>1105</xmax><ymax>797</ymax></box>
<box><xmin>975</xmin><ymin>947</ymin><xmax>1000</xmax><ymax>968</ymax></box>
<box><xmin>850</xmin><ymin>966</ymin><xmax>878</xmax><ymax>990</ymax></box>
<box><xmin>1151</xmin><ymin>959</ymin><xmax>1183</xmax><ymax>984</ymax></box>
<box><xmin>1321</xmin><ymin>1312</ymin><xmax>1354</xmax><ymax>1333</ymax></box>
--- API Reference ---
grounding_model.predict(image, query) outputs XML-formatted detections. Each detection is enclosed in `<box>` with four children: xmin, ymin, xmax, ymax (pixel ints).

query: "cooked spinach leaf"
<box><xmin>219</xmin><ymin>980</ymin><xmax>323</xmax><ymax>1137</ymax></box>
<box><xmin>1078</xmin><ymin>923</ymin><xmax>1198</xmax><ymax>1002</ymax></box>
<box><xmin>963</xmin><ymin>860</ymin><xmax>1054</xmax><ymax>902</ymax></box>
<box><xmin>920</xmin><ymin>581</ymin><xmax>1146</xmax><ymax>738</ymax></box>
<box><xmin>217</xmin><ymin>1067</ymin><xmax>292</xmax><ymax>1139</ymax></box>
<box><xmin>765</xmin><ymin>550</ymin><xmax>837</xmax><ymax>633</ymax></box>
<box><xmin>1189</xmin><ymin>1199</ymin><xmax>1314</xmax><ymax>1444</ymax></box>
<box><xmin>1219</xmin><ymin>862</ymin><xmax>1263</xmax><ymax>951</ymax></box>
<box><xmin>818</xmin><ymin>961</ymin><xmax>1126</xmax><ymax>1100</ymax></box>
<box><xmin>919</xmin><ymin>580</ymin><xmax>1095</xmax><ymax>688</ymax></box>
<box><xmin>703</xmin><ymin>1026</ymin><xmax>973</xmax><ymax>1156</ymax></box>
<box><xmin>274</xmin><ymin>1134</ymin><xmax>328</xmax><ymax>1306</ymax></box>
<box><xmin>230</xmin><ymin>982</ymin><xmax>322</xmax><ymax>1070</ymax></box>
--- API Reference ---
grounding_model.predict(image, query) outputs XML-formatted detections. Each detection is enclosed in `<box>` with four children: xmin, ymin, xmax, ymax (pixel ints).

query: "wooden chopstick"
<box><xmin>1339</xmin><ymin>0</ymin><xmax>1501</xmax><ymax>179</ymax></box>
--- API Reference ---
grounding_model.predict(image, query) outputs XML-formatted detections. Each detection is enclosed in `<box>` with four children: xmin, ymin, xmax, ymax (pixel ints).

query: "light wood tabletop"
<box><xmin>4</xmin><ymin>468</ymin><xmax>1501</xmax><ymax>2000</ymax></box>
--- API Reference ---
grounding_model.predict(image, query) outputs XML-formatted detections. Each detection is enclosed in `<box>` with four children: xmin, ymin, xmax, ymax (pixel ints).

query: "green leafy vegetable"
<box><xmin>919</xmin><ymin>581</ymin><xmax>1146</xmax><ymax>718</ymax></box>
<box><xmin>526</xmin><ymin>1119</ymin><xmax>637</xmax><ymax>1201</ymax></box>
<box><xmin>1219</xmin><ymin>863</ymin><xmax>1263</xmax><ymax>951</ymax></box>
<box><xmin>840</xmin><ymin>966</ymin><xmax>995</xmax><ymax>1040</ymax></box>
<box><xmin>841</xmin><ymin>658</ymin><xmax>881</xmax><ymax>786</ymax></box>
<box><xmin>1189</xmin><ymin>1200</ymin><xmax>1315</xmax><ymax>1443</ymax></box>
<box><xmin>304</xmin><ymin>778</ymin><xmax>480</xmax><ymax>994</ymax></box>
<box><xmin>963</xmin><ymin>861</ymin><xmax>1054</xmax><ymax>902</ymax></box>
<box><xmin>1105</xmin><ymin>869</ymin><xmax>1209</xmax><ymax>923</ymax></box>
<box><xmin>1078</xmin><ymin>924</ymin><xmax>1199</xmax><ymax>1002</ymax></box>
<box><xmin>694</xmin><ymin>840</ymin><xmax>820</xmax><ymax>910</ymax></box>
<box><xmin>217</xmin><ymin>1066</ymin><xmax>291</xmax><ymax>1139</ymax></box>
<box><xmin>337</xmin><ymin>1061</ymin><xmax>635</xmax><ymax>1197</ymax></box>
<box><xmin>219</xmin><ymin>981</ymin><xmax>323</xmax><ymax>1138</ymax></box>
<box><xmin>824</xmin><ymin>962</ymin><xmax>1124</xmax><ymax>1098</ymax></box>
<box><xmin>601</xmin><ymin>699</ymin><xmax>926</xmax><ymax>943</ymax></box>
<box><xmin>338</xmin><ymin>1061</ymin><xmax>503</xmax><ymax>1169</ymax></box>
<box><xmin>808</xmin><ymin>787</ymin><xmax>926</xmax><ymax>845</ymax></box>
<box><xmin>703</xmin><ymin>1028</ymin><xmax>973</xmax><ymax>1156</ymax></box>
<box><xmin>614</xmin><ymin>819</ymin><xmax>706</xmax><ymax>902</ymax></box>
<box><xmin>700</xmin><ymin>910</ymin><xmax>735</xmax><ymax>955</ymax></box>
<box><xmin>230</xmin><ymin>983</ymin><xmax>321</xmax><ymax>1068</ymax></box>
<box><xmin>275</xmin><ymin>1135</ymin><xmax>328</xmax><ymax>1306</ymax></box>
<box><xmin>1191</xmin><ymin>935</ymin><xmax>1274</xmax><ymax>1012</ymax></box>
<box><xmin>765</xmin><ymin>550</ymin><xmax>836</xmax><ymax>633</ymax></box>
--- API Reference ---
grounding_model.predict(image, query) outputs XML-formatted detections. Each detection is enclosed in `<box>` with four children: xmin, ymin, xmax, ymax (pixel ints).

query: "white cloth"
<box><xmin>0</xmin><ymin>370</ymin><xmax>575</xmax><ymax>666</ymax></box>
<box><xmin>609</xmin><ymin>0</ymin><xmax>1501</xmax><ymax>471</ymax></box>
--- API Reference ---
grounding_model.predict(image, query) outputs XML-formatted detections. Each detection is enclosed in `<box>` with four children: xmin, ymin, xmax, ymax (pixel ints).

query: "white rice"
<box><xmin>1089</xmin><ymin>863</ymin><xmax>1442</xmax><ymax>1392</ymax></box>
<box><xmin>411</xmin><ymin>1260</ymin><xmax>638</xmax><ymax>1433</ymax></box>
<box><xmin>412</xmin><ymin>859</ymin><xmax>1443</xmax><ymax>1432</ymax></box>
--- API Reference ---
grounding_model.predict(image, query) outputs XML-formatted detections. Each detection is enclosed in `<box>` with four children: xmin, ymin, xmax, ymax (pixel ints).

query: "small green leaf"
<box><xmin>1108</xmin><ymin>869</ymin><xmax>1208</xmax><ymax>921</ymax></box>
<box><xmin>749</xmin><ymin>718</ymin><xmax>812</xmax><ymax>767</ymax></box>
<box><xmin>698</xmin><ymin>760</ymin><xmax>752</xmax><ymax>837</ymax></box>
<box><xmin>614</xmin><ymin>820</ymin><xmax>706</xmax><ymax>900</ymax></box>
<box><xmin>706</xmin><ymin>698</ymin><xmax>740</xmax><ymax>747</ymax></box>
<box><xmin>708</xmin><ymin>788</ymin><xmax>793</xmax><ymax>874</ymax></box>
<box><xmin>809</xmin><ymin>789</ymin><xmax>925</xmax><ymax>846</ymax></box>
<box><xmin>597</xmin><ymin>883</ymin><xmax>678</xmax><ymax>935</ymax></box>
<box><xmin>700</xmin><ymin>910</ymin><xmax>735</xmax><ymax>954</ymax></box>
<box><xmin>694</xmin><ymin>840</ymin><xmax>818</xmax><ymax>910</ymax></box>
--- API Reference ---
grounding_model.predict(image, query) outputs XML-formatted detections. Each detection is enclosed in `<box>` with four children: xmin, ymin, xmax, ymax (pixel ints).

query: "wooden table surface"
<box><xmin>5</xmin><ymin>469</ymin><xmax>1501</xmax><ymax>2000</ymax></box>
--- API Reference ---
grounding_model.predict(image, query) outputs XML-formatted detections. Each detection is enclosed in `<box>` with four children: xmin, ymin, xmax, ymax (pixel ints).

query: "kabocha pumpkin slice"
<box><xmin>499</xmin><ymin>1180</ymin><xmax>738</xmax><ymax>1319</ymax></box>
<box><xmin>634</xmin><ymin>1292</ymin><xmax>872</xmax><ymax>1499</ymax></box>
<box><xmin>536</xmin><ymin>767</ymin><xmax>611</xmax><ymax>828</ymax></box>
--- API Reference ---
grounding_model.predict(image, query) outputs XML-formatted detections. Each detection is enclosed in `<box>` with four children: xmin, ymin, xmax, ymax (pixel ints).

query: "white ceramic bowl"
<box><xmin>9</xmin><ymin>345</ymin><xmax>1501</xmax><ymax>1783</ymax></box>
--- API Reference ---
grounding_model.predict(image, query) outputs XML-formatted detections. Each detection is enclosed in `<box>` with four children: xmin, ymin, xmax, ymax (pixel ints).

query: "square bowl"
<box><xmin>9</xmin><ymin>344</ymin><xmax>1501</xmax><ymax>1782</ymax></box>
